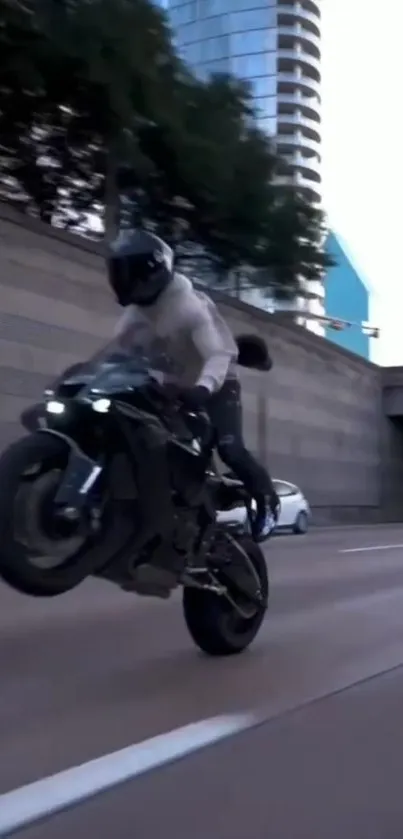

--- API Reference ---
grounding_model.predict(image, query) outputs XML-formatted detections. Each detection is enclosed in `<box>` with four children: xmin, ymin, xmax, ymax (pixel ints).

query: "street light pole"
<box><xmin>276</xmin><ymin>310</ymin><xmax>380</xmax><ymax>339</ymax></box>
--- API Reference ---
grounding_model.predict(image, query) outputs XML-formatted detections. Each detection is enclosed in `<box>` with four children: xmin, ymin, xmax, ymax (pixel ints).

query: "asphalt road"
<box><xmin>2</xmin><ymin>524</ymin><xmax>403</xmax><ymax>837</ymax></box>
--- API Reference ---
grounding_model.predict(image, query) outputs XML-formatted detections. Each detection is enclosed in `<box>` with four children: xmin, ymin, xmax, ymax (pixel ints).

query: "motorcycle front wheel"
<box><xmin>182</xmin><ymin>535</ymin><xmax>269</xmax><ymax>656</ymax></box>
<box><xmin>0</xmin><ymin>432</ymin><xmax>99</xmax><ymax>597</ymax></box>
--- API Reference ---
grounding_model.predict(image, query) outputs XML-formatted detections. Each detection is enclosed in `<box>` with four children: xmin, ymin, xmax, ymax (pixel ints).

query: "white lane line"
<box><xmin>340</xmin><ymin>544</ymin><xmax>403</xmax><ymax>554</ymax></box>
<box><xmin>0</xmin><ymin>714</ymin><xmax>254</xmax><ymax>837</ymax></box>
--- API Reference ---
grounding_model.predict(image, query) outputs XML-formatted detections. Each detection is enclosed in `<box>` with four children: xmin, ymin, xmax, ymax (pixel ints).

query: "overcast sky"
<box><xmin>149</xmin><ymin>1</ymin><xmax>401</xmax><ymax>365</ymax></box>
<box><xmin>321</xmin><ymin>0</ymin><xmax>401</xmax><ymax>365</ymax></box>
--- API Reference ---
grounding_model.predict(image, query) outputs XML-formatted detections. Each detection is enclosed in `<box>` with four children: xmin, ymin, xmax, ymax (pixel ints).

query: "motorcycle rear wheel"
<box><xmin>182</xmin><ymin>535</ymin><xmax>269</xmax><ymax>656</ymax></box>
<box><xmin>0</xmin><ymin>432</ymin><xmax>98</xmax><ymax>597</ymax></box>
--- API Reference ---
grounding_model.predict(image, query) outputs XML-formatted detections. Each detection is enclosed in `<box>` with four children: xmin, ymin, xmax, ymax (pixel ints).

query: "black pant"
<box><xmin>207</xmin><ymin>378</ymin><xmax>274</xmax><ymax>500</ymax></box>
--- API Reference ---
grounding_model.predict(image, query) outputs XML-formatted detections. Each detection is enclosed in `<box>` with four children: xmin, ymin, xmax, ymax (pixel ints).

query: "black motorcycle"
<box><xmin>0</xmin><ymin>338</ymin><xmax>270</xmax><ymax>656</ymax></box>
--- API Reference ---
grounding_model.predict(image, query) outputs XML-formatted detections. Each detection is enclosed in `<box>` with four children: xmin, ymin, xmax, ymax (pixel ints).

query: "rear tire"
<box><xmin>293</xmin><ymin>511</ymin><xmax>308</xmax><ymax>534</ymax></box>
<box><xmin>0</xmin><ymin>432</ymin><xmax>96</xmax><ymax>597</ymax></box>
<box><xmin>182</xmin><ymin>536</ymin><xmax>269</xmax><ymax>656</ymax></box>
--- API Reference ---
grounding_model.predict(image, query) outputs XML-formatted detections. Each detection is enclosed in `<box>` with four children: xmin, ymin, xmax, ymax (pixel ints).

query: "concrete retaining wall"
<box><xmin>215</xmin><ymin>300</ymin><xmax>382</xmax><ymax>523</ymax></box>
<box><xmin>0</xmin><ymin>203</ymin><xmax>397</xmax><ymax>523</ymax></box>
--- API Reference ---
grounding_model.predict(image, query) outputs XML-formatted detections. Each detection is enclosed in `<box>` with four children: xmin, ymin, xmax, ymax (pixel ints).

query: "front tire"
<box><xmin>0</xmin><ymin>432</ymin><xmax>95</xmax><ymax>597</ymax></box>
<box><xmin>182</xmin><ymin>536</ymin><xmax>269</xmax><ymax>656</ymax></box>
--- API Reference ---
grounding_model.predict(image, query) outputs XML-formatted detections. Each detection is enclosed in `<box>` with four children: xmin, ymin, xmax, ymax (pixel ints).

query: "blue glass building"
<box><xmin>167</xmin><ymin>0</ymin><xmax>326</xmax><ymax>334</ymax></box>
<box><xmin>167</xmin><ymin>0</ymin><xmax>322</xmax><ymax>204</ymax></box>
<box><xmin>324</xmin><ymin>232</ymin><xmax>370</xmax><ymax>360</ymax></box>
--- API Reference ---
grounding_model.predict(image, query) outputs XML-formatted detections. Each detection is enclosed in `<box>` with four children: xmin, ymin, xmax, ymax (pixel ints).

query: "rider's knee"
<box><xmin>216</xmin><ymin>436</ymin><xmax>245</xmax><ymax>469</ymax></box>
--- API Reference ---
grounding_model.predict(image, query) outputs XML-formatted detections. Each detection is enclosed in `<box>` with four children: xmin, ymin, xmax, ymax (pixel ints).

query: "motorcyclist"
<box><xmin>107</xmin><ymin>228</ymin><xmax>280</xmax><ymax>541</ymax></box>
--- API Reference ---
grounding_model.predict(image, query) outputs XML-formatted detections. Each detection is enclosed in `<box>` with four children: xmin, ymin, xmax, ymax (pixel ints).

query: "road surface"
<box><xmin>1</xmin><ymin>524</ymin><xmax>403</xmax><ymax>837</ymax></box>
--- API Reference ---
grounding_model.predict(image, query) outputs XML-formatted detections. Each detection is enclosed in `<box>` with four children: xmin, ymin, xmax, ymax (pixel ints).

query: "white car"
<box><xmin>216</xmin><ymin>476</ymin><xmax>310</xmax><ymax>535</ymax></box>
<box><xmin>272</xmin><ymin>479</ymin><xmax>310</xmax><ymax>534</ymax></box>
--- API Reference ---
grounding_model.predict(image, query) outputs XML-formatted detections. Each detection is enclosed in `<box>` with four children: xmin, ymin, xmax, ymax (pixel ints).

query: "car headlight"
<box><xmin>92</xmin><ymin>398</ymin><xmax>111</xmax><ymax>414</ymax></box>
<box><xmin>46</xmin><ymin>400</ymin><xmax>65</xmax><ymax>415</ymax></box>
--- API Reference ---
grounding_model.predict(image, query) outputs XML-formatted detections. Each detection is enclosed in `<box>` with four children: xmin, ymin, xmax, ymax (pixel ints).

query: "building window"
<box><xmin>198</xmin><ymin>35</ymin><xmax>230</xmax><ymax>61</ymax></box>
<box><xmin>257</xmin><ymin>116</ymin><xmax>277</xmax><ymax>135</ymax></box>
<box><xmin>169</xmin><ymin>3</ymin><xmax>196</xmax><ymax>26</ymax></box>
<box><xmin>254</xmin><ymin>95</ymin><xmax>277</xmax><ymax>118</ymax></box>
<box><xmin>197</xmin><ymin>0</ymin><xmax>276</xmax><ymax>14</ymax></box>
<box><xmin>231</xmin><ymin>52</ymin><xmax>277</xmax><ymax>78</ymax></box>
<box><xmin>202</xmin><ymin>57</ymin><xmax>231</xmax><ymax>73</ymax></box>
<box><xmin>227</xmin><ymin>8</ymin><xmax>276</xmax><ymax>33</ymax></box>
<box><xmin>180</xmin><ymin>42</ymin><xmax>202</xmax><ymax>63</ymax></box>
<box><xmin>250</xmin><ymin>76</ymin><xmax>277</xmax><ymax>97</ymax></box>
<box><xmin>230</xmin><ymin>28</ymin><xmax>277</xmax><ymax>56</ymax></box>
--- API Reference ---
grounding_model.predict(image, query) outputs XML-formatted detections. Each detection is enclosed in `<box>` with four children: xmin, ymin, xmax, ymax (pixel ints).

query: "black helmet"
<box><xmin>107</xmin><ymin>229</ymin><xmax>173</xmax><ymax>307</ymax></box>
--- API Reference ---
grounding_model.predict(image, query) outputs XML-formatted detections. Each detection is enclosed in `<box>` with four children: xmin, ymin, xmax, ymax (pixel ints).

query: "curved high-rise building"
<box><xmin>168</xmin><ymin>0</ymin><xmax>322</xmax><ymax>204</ymax></box>
<box><xmin>276</xmin><ymin>1</ymin><xmax>322</xmax><ymax>207</ymax></box>
<box><xmin>167</xmin><ymin>0</ymin><xmax>324</xmax><ymax>331</ymax></box>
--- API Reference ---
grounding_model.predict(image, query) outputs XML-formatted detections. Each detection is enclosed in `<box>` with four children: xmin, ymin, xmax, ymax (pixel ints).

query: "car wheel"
<box><xmin>293</xmin><ymin>511</ymin><xmax>308</xmax><ymax>535</ymax></box>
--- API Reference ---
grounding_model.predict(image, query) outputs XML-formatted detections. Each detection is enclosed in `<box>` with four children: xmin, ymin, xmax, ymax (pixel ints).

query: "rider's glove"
<box><xmin>180</xmin><ymin>385</ymin><xmax>211</xmax><ymax>410</ymax></box>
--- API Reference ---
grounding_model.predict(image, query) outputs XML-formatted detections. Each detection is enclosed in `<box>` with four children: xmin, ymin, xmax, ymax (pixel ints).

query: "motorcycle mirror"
<box><xmin>235</xmin><ymin>334</ymin><xmax>273</xmax><ymax>371</ymax></box>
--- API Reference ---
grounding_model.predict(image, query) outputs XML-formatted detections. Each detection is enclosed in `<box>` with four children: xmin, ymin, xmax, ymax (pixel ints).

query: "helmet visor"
<box><xmin>108</xmin><ymin>254</ymin><xmax>160</xmax><ymax>306</ymax></box>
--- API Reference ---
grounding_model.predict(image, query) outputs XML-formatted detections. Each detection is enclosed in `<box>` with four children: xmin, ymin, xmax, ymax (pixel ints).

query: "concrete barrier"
<box><xmin>0</xmin><ymin>202</ymin><xmax>401</xmax><ymax>523</ymax></box>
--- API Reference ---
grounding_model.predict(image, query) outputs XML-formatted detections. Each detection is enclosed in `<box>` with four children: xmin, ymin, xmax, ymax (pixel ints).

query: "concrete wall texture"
<box><xmin>0</xmin><ymin>202</ymin><xmax>402</xmax><ymax>524</ymax></box>
<box><xmin>324</xmin><ymin>231</ymin><xmax>370</xmax><ymax>360</ymax></box>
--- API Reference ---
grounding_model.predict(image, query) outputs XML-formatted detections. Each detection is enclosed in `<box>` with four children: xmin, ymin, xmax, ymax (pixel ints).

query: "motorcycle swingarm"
<box><xmin>39</xmin><ymin>429</ymin><xmax>103</xmax><ymax>510</ymax></box>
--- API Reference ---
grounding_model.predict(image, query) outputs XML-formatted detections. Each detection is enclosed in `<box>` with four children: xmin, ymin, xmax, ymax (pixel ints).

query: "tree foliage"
<box><xmin>0</xmin><ymin>0</ymin><xmax>333</xmax><ymax>297</ymax></box>
<box><xmin>0</xmin><ymin>0</ymin><xmax>183</xmax><ymax>225</ymax></box>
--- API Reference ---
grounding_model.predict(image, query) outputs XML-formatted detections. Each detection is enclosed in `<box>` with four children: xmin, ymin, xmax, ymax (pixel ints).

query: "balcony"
<box><xmin>277</xmin><ymin>91</ymin><xmax>321</xmax><ymax>120</ymax></box>
<box><xmin>299</xmin><ymin>278</ymin><xmax>326</xmax><ymax>300</ymax></box>
<box><xmin>277</xmin><ymin>25</ymin><xmax>321</xmax><ymax>52</ymax></box>
<box><xmin>284</xmin><ymin>154</ymin><xmax>321</xmax><ymax>175</ymax></box>
<box><xmin>277</xmin><ymin>50</ymin><xmax>321</xmax><ymax>78</ymax></box>
<box><xmin>277</xmin><ymin>132</ymin><xmax>321</xmax><ymax>156</ymax></box>
<box><xmin>284</xmin><ymin>161</ymin><xmax>322</xmax><ymax>184</ymax></box>
<box><xmin>277</xmin><ymin>11</ymin><xmax>320</xmax><ymax>39</ymax></box>
<box><xmin>277</xmin><ymin>112</ymin><xmax>321</xmax><ymax>141</ymax></box>
<box><xmin>277</xmin><ymin>72</ymin><xmax>321</xmax><ymax>97</ymax></box>
<box><xmin>276</xmin><ymin>159</ymin><xmax>322</xmax><ymax>182</ymax></box>
<box><xmin>302</xmin><ymin>185</ymin><xmax>322</xmax><ymax>203</ymax></box>
<box><xmin>281</xmin><ymin>169</ymin><xmax>322</xmax><ymax>190</ymax></box>
<box><xmin>277</xmin><ymin>2</ymin><xmax>321</xmax><ymax>30</ymax></box>
<box><xmin>281</xmin><ymin>146</ymin><xmax>321</xmax><ymax>164</ymax></box>
<box><xmin>274</xmin><ymin>173</ymin><xmax>322</xmax><ymax>204</ymax></box>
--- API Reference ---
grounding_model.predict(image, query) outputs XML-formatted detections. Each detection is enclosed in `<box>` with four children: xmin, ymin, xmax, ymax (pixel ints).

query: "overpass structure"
<box><xmin>383</xmin><ymin>368</ymin><xmax>403</xmax><ymax>417</ymax></box>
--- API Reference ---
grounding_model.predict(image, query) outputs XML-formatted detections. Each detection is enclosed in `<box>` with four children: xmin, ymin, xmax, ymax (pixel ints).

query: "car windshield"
<box><xmin>61</xmin><ymin>336</ymin><xmax>180</xmax><ymax>398</ymax></box>
<box><xmin>273</xmin><ymin>480</ymin><xmax>297</xmax><ymax>496</ymax></box>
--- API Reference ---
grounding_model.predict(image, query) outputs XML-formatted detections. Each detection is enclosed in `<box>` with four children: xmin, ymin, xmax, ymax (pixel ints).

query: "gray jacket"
<box><xmin>113</xmin><ymin>273</ymin><xmax>238</xmax><ymax>393</ymax></box>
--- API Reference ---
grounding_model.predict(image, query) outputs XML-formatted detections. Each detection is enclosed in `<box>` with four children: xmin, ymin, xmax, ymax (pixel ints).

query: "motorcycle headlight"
<box><xmin>92</xmin><ymin>398</ymin><xmax>111</xmax><ymax>414</ymax></box>
<box><xmin>46</xmin><ymin>400</ymin><xmax>65</xmax><ymax>415</ymax></box>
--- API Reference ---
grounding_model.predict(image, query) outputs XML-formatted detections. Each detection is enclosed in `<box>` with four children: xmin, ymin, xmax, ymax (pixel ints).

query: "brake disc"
<box><xmin>14</xmin><ymin>470</ymin><xmax>86</xmax><ymax>568</ymax></box>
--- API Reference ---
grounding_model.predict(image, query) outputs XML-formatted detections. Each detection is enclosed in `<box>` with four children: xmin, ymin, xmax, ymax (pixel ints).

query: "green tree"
<box><xmin>249</xmin><ymin>190</ymin><xmax>333</xmax><ymax>301</ymax></box>
<box><xmin>118</xmin><ymin>72</ymin><xmax>333</xmax><ymax>298</ymax></box>
<box><xmin>0</xmin><ymin>0</ymin><xmax>183</xmax><ymax>226</ymax></box>
<box><xmin>0</xmin><ymin>0</ymin><xmax>333</xmax><ymax>298</ymax></box>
